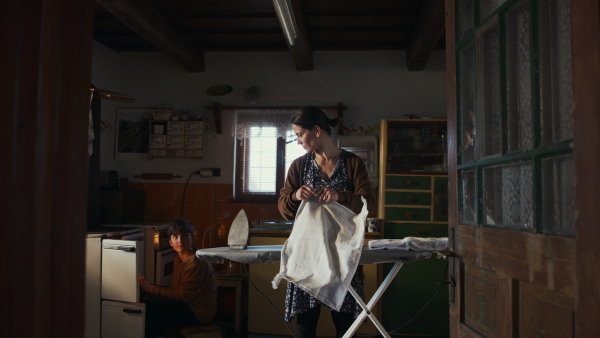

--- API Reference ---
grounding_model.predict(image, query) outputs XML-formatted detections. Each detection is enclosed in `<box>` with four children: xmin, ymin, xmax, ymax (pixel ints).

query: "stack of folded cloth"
<box><xmin>368</xmin><ymin>237</ymin><xmax>449</xmax><ymax>252</ymax></box>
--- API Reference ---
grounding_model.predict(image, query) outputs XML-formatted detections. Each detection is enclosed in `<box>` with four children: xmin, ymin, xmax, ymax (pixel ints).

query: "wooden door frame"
<box><xmin>571</xmin><ymin>0</ymin><xmax>600</xmax><ymax>335</ymax></box>
<box><xmin>0</xmin><ymin>0</ymin><xmax>94</xmax><ymax>337</ymax></box>
<box><xmin>444</xmin><ymin>0</ymin><xmax>600</xmax><ymax>336</ymax></box>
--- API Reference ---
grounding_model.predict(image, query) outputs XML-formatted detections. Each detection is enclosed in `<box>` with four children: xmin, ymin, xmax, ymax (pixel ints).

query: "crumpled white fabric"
<box><xmin>272</xmin><ymin>196</ymin><xmax>368</xmax><ymax>311</ymax></box>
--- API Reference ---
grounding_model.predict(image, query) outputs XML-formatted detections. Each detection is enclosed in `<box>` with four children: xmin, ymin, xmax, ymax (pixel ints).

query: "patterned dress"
<box><xmin>284</xmin><ymin>151</ymin><xmax>365</xmax><ymax>323</ymax></box>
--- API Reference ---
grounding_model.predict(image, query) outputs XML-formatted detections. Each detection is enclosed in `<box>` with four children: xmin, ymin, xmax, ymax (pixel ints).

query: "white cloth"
<box><xmin>367</xmin><ymin>238</ymin><xmax>410</xmax><ymax>251</ymax></box>
<box><xmin>272</xmin><ymin>197</ymin><xmax>368</xmax><ymax>311</ymax></box>
<box><xmin>369</xmin><ymin>237</ymin><xmax>448</xmax><ymax>252</ymax></box>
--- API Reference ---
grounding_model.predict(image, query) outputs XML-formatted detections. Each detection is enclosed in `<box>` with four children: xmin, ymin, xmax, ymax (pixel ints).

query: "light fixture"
<box><xmin>272</xmin><ymin>0</ymin><xmax>298</xmax><ymax>46</ymax></box>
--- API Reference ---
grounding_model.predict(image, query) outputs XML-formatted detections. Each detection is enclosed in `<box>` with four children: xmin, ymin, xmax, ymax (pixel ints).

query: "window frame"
<box><xmin>455</xmin><ymin>0</ymin><xmax>575</xmax><ymax>235</ymax></box>
<box><xmin>230</xmin><ymin>105</ymin><xmax>345</xmax><ymax>202</ymax></box>
<box><xmin>234</xmin><ymin>133</ymin><xmax>285</xmax><ymax>202</ymax></box>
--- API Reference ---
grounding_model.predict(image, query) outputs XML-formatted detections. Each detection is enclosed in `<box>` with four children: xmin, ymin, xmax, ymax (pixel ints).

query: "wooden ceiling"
<box><xmin>93</xmin><ymin>0</ymin><xmax>445</xmax><ymax>73</ymax></box>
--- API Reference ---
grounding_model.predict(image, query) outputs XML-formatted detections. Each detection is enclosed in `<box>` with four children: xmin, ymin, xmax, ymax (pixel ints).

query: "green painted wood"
<box><xmin>433</xmin><ymin>176</ymin><xmax>449</xmax><ymax>222</ymax></box>
<box><xmin>385</xmin><ymin>191</ymin><xmax>432</xmax><ymax>206</ymax></box>
<box><xmin>385</xmin><ymin>207</ymin><xmax>432</xmax><ymax>222</ymax></box>
<box><xmin>385</xmin><ymin>175</ymin><xmax>432</xmax><ymax>190</ymax></box>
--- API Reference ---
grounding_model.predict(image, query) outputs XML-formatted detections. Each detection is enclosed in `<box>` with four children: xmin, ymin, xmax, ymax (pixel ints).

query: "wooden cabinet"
<box><xmin>148</xmin><ymin>109</ymin><xmax>204</xmax><ymax>159</ymax></box>
<box><xmin>378</xmin><ymin>119</ymin><xmax>449</xmax><ymax>336</ymax></box>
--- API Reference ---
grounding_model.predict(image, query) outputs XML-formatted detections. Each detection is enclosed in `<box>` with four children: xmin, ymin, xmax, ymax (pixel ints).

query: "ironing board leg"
<box><xmin>342</xmin><ymin>261</ymin><xmax>404</xmax><ymax>338</ymax></box>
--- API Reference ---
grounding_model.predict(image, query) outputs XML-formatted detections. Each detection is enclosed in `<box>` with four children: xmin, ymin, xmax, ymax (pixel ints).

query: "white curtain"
<box><xmin>232</xmin><ymin>109</ymin><xmax>293</xmax><ymax>141</ymax></box>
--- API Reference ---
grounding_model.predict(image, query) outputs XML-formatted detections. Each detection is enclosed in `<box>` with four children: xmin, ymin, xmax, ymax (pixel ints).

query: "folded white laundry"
<box><xmin>272</xmin><ymin>197</ymin><xmax>368</xmax><ymax>311</ymax></box>
<box><xmin>367</xmin><ymin>239</ymin><xmax>410</xmax><ymax>251</ymax></box>
<box><xmin>404</xmin><ymin>237</ymin><xmax>448</xmax><ymax>251</ymax></box>
<box><xmin>368</xmin><ymin>237</ymin><xmax>449</xmax><ymax>252</ymax></box>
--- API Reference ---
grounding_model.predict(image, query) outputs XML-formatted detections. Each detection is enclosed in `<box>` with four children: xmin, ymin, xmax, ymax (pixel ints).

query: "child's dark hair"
<box><xmin>290</xmin><ymin>106</ymin><xmax>339</xmax><ymax>135</ymax></box>
<box><xmin>168</xmin><ymin>218</ymin><xmax>194</xmax><ymax>237</ymax></box>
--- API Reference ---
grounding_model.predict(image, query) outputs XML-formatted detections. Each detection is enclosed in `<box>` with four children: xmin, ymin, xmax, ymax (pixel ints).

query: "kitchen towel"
<box><xmin>272</xmin><ymin>196</ymin><xmax>368</xmax><ymax>311</ymax></box>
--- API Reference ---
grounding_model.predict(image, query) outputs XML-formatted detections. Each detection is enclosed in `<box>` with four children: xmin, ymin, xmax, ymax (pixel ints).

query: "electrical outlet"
<box><xmin>198</xmin><ymin>168</ymin><xmax>220</xmax><ymax>177</ymax></box>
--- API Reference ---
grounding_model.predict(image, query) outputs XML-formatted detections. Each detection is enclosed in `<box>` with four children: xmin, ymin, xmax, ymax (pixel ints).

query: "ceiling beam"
<box><xmin>96</xmin><ymin>0</ymin><xmax>205</xmax><ymax>73</ymax></box>
<box><xmin>275</xmin><ymin>0</ymin><xmax>314</xmax><ymax>71</ymax></box>
<box><xmin>405</xmin><ymin>0</ymin><xmax>445</xmax><ymax>71</ymax></box>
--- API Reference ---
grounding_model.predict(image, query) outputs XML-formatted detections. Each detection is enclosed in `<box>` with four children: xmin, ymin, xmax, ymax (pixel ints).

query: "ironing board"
<box><xmin>196</xmin><ymin>245</ymin><xmax>433</xmax><ymax>338</ymax></box>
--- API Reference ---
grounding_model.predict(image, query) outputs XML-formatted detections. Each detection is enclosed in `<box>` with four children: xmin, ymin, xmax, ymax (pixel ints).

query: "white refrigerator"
<box><xmin>85</xmin><ymin>233</ymin><xmax>146</xmax><ymax>338</ymax></box>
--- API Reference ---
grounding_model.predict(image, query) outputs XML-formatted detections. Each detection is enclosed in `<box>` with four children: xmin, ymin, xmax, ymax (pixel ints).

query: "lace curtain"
<box><xmin>232</xmin><ymin>109</ymin><xmax>294</xmax><ymax>141</ymax></box>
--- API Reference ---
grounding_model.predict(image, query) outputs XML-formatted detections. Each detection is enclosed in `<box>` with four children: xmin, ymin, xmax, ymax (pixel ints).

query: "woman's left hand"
<box><xmin>317</xmin><ymin>188</ymin><xmax>338</xmax><ymax>204</ymax></box>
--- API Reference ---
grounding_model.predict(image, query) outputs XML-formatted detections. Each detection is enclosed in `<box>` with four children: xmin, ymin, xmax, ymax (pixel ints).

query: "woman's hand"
<box><xmin>138</xmin><ymin>273</ymin><xmax>151</xmax><ymax>293</ymax></box>
<box><xmin>295</xmin><ymin>185</ymin><xmax>320</xmax><ymax>201</ymax></box>
<box><xmin>317</xmin><ymin>188</ymin><xmax>338</xmax><ymax>204</ymax></box>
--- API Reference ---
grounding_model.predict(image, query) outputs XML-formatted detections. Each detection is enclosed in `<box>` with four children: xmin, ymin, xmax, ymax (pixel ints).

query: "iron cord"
<box><xmin>242</xmin><ymin>263</ymin><xmax>298</xmax><ymax>338</ymax></box>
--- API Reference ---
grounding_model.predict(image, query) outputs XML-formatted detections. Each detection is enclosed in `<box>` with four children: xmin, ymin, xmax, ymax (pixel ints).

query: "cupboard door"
<box><xmin>382</xmin><ymin>223</ymin><xmax>449</xmax><ymax>335</ymax></box>
<box><xmin>385</xmin><ymin>175</ymin><xmax>431</xmax><ymax>190</ymax></box>
<box><xmin>385</xmin><ymin>191</ymin><xmax>431</xmax><ymax>206</ymax></box>
<box><xmin>385</xmin><ymin>207</ymin><xmax>431</xmax><ymax>222</ymax></box>
<box><xmin>433</xmin><ymin>176</ymin><xmax>449</xmax><ymax>222</ymax></box>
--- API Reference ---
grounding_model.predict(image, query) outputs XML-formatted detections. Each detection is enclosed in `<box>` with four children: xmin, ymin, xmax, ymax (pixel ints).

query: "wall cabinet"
<box><xmin>148</xmin><ymin>109</ymin><xmax>204</xmax><ymax>159</ymax></box>
<box><xmin>378</xmin><ymin>119</ymin><xmax>449</xmax><ymax>336</ymax></box>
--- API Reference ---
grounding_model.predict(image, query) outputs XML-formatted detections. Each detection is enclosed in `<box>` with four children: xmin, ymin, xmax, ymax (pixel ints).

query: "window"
<box><xmin>234</xmin><ymin>111</ymin><xmax>304</xmax><ymax>201</ymax></box>
<box><xmin>233</xmin><ymin>108</ymin><xmax>339</xmax><ymax>201</ymax></box>
<box><xmin>456</xmin><ymin>0</ymin><xmax>574</xmax><ymax>236</ymax></box>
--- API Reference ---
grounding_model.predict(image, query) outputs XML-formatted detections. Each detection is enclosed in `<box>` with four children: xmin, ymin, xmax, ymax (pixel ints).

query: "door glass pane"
<box><xmin>540</xmin><ymin>0</ymin><xmax>574</xmax><ymax>144</ymax></box>
<box><xmin>542</xmin><ymin>154</ymin><xmax>575</xmax><ymax>236</ymax></box>
<box><xmin>457</xmin><ymin>0</ymin><xmax>474</xmax><ymax>38</ymax></box>
<box><xmin>459</xmin><ymin>44</ymin><xmax>476</xmax><ymax>163</ymax></box>
<box><xmin>459</xmin><ymin>169</ymin><xmax>477</xmax><ymax>225</ymax></box>
<box><xmin>478</xmin><ymin>21</ymin><xmax>502</xmax><ymax>157</ymax></box>
<box><xmin>480</xmin><ymin>0</ymin><xmax>507</xmax><ymax>18</ymax></box>
<box><xmin>506</xmin><ymin>2</ymin><xmax>533</xmax><ymax>152</ymax></box>
<box><xmin>483</xmin><ymin>162</ymin><xmax>533</xmax><ymax>229</ymax></box>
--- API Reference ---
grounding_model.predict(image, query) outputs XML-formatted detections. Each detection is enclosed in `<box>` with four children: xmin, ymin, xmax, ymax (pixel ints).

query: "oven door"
<box><xmin>155</xmin><ymin>248</ymin><xmax>177</xmax><ymax>286</ymax></box>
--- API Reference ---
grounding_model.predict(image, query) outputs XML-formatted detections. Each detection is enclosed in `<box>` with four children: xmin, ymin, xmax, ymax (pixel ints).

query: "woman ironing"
<box><xmin>278</xmin><ymin>106</ymin><xmax>375</xmax><ymax>338</ymax></box>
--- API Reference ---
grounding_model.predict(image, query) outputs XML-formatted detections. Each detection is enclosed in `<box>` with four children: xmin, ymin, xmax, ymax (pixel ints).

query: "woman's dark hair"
<box><xmin>290</xmin><ymin>106</ymin><xmax>339</xmax><ymax>135</ymax></box>
<box><xmin>168</xmin><ymin>218</ymin><xmax>194</xmax><ymax>237</ymax></box>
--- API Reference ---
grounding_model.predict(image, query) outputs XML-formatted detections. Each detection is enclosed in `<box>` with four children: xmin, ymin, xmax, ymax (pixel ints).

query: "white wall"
<box><xmin>91</xmin><ymin>41</ymin><xmax>446</xmax><ymax>184</ymax></box>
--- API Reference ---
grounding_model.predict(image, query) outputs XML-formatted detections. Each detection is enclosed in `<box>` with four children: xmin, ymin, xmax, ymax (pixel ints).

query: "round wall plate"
<box><xmin>206</xmin><ymin>85</ymin><xmax>233</xmax><ymax>96</ymax></box>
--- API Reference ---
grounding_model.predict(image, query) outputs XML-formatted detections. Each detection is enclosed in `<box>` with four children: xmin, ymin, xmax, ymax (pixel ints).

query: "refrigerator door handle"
<box><xmin>104</xmin><ymin>245</ymin><xmax>136</xmax><ymax>252</ymax></box>
<box><xmin>123</xmin><ymin>308</ymin><xmax>143</xmax><ymax>314</ymax></box>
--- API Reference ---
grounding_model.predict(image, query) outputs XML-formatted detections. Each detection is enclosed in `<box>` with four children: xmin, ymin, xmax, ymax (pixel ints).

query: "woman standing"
<box><xmin>278</xmin><ymin>106</ymin><xmax>375</xmax><ymax>338</ymax></box>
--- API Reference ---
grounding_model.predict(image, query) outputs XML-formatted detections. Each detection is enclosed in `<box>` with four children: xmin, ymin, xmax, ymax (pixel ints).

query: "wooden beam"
<box><xmin>96</xmin><ymin>0</ymin><xmax>205</xmax><ymax>72</ymax></box>
<box><xmin>405</xmin><ymin>0</ymin><xmax>445</xmax><ymax>71</ymax></box>
<box><xmin>276</xmin><ymin>0</ymin><xmax>314</xmax><ymax>71</ymax></box>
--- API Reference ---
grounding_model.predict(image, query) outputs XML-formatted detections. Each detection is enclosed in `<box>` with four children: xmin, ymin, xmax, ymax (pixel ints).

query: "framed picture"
<box><xmin>167</xmin><ymin>121</ymin><xmax>185</xmax><ymax>134</ymax></box>
<box><xmin>185</xmin><ymin>135</ymin><xmax>203</xmax><ymax>148</ymax></box>
<box><xmin>115</xmin><ymin>108</ymin><xmax>152</xmax><ymax>160</ymax></box>
<box><xmin>167</xmin><ymin>135</ymin><xmax>184</xmax><ymax>148</ymax></box>
<box><xmin>186</xmin><ymin>121</ymin><xmax>204</xmax><ymax>134</ymax></box>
